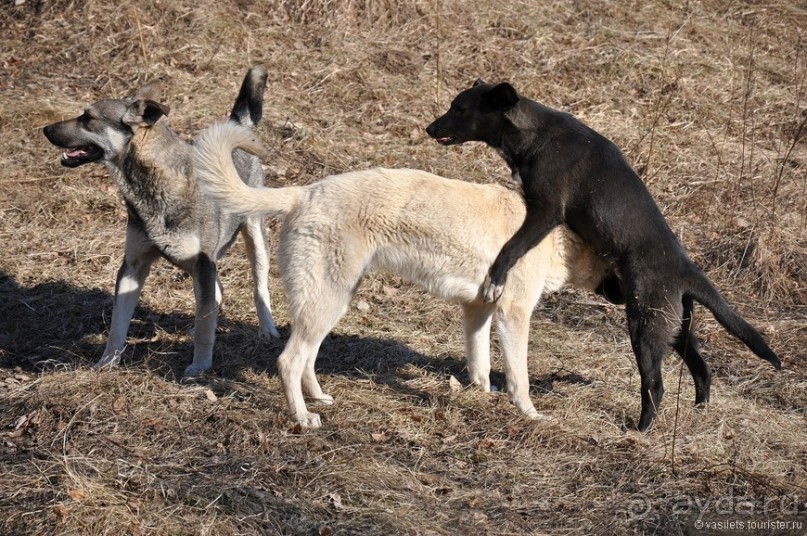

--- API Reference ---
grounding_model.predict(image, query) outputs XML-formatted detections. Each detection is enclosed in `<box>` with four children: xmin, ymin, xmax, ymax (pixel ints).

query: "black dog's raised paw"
<box><xmin>482</xmin><ymin>272</ymin><xmax>506</xmax><ymax>303</ymax></box>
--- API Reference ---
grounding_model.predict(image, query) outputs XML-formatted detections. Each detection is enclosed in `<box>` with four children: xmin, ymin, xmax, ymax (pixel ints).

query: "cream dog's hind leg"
<box><xmin>463</xmin><ymin>302</ymin><xmax>496</xmax><ymax>391</ymax></box>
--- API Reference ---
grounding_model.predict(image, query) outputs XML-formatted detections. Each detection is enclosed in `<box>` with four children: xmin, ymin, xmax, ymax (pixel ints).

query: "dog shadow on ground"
<box><xmin>0</xmin><ymin>271</ymin><xmax>198</xmax><ymax>373</ymax></box>
<box><xmin>0</xmin><ymin>271</ymin><xmax>595</xmax><ymax>403</ymax></box>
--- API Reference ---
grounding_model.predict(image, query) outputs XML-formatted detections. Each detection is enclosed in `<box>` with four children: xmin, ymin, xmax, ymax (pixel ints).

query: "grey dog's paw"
<box><xmin>260</xmin><ymin>323</ymin><xmax>281</xmax><ymax>339</ymax></box>
<box><xmin>482</xmin><ymin>274</ymin><xmax>504</xmax><ymax>303</ymax></box>
<box><xmin>183</xmin><ymin>361</ymin><xmax>212</xmax><ymax>378</ymax></box>
<box><xmin>93</xmin><ymin>351</ymin><xmax>123</xmax><ymax>369</ymax></box>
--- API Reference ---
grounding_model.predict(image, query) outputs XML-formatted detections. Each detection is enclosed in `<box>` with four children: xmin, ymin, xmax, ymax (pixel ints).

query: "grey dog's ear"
<box><xmin>480</xmin><ymin>82</ymin><xmax>519</xmax><ymax>113</ymax></box>
<box><xmin>123</xmin><ymin>99</ymin><xmax>170</xmax><ymax>127</ymax></box>
<box><xmin>131</xmin><ymin>80</ymin><xmax>163</xmax><ymax>102</ymax></box>
<box><xmin>472</xmin><ymin>78</ymin><xmax>487</xmax><ymax>87</ymax></box>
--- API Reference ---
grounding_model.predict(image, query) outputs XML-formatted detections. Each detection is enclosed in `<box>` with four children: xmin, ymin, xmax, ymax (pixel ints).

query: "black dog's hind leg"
<box><xmin>673</xmin><ymin>295</ymin><xmax>711</xmax><ymax>406</ymax></box>
<box><xmin>484</xmin><ymin>205</ymin><xmax>562</xmax><ymax>302</ymax></box>
<box><xmin>595</xmin><ymin>275</ymin><xmax>625</xmax><ymax>305</ymax></box>
<box><xmin>626</xmin><ymin>299</ymin><xmax>677</xmax><ymax>432</ymax></box>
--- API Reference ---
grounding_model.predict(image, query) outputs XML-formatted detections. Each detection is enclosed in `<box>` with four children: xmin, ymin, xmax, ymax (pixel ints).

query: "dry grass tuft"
<box><xmin>1</xmin><ymin>1</ymin><xmax>805</xmax><ymax>534</ymax></box>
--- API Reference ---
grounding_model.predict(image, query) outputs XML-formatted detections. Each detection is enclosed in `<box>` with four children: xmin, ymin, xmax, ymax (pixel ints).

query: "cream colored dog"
<box><xmin>193</xmin><ymin>121</ymin><xmax>616</xmax><ymax>428</ymax></box>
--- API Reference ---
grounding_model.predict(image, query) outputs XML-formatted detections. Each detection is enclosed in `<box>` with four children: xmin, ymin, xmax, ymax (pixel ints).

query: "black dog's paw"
<box><xmin>482</xmin><ymin>273</ymin><xmax>505</xmax><ymax>303</ymax></box>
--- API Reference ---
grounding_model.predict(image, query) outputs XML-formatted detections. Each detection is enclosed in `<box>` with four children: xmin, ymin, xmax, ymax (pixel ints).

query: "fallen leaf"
<box><xmin>441</xmin><ymin>434</ymin><xmax>457</xmax><ymax>444</ymax></box>
<box><xmin>143</xmin><ymin>419</ymin><xmax>164</xmax><ymax>433</ymax></box>
<box><xmin>112</xmin><ymin>395</ymin><xmax>127</xmax><ymax>413</ymax></box>
<box><xmin>382</xmin><ymin>285</ymin><xmax>399</xmax><ymax>296</ymax></box>
<box><xmin>204</xmin><ymin>389</ymin><xmax>218</xmax><ymax>402</ymax></box>
<box><xmin>356</xmin><ymin>300</ymin><xmax>370</xmax><ymax>312</ymax></box>
<box><xmin>329</xmin><ymin>492</ymin><xmax>345</xmax><ymax>510</ymax></box>
<box><xmin>478</xmin><ymin>438</ymin><xmax>496</xmax><ymax>450</ymax></box>
<box><xmin>53</xmin><ymin>504</ymin><xmax>68</xmax><ymax>523</ymax></box>
<box><xmin>448</xmin><ymin>375</ymin><xmax>462</xmax><ymax>392</ymax></box>
<box><xmin>371</xmin><ymin>432</ymin><xmax>387</xmax><ymax>443</ymax></box>
<box><xmin>12</xmin><ymin>415</ymin><xmax>27</xmax><ymax>430</ymax></box>
<box><xmin>318</xmin><ymin>525</ymin><xmax>334</xmax><ymax>536</ymax></box>
<box><xmin>68</xmin><ymin>489</ymin><xmax>86</xmax><ymax>501</ymax></box>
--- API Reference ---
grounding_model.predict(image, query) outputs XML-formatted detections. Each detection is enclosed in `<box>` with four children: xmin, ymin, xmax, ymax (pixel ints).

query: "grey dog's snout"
<box><xmin>43</xmin><ymin>124</ymin><xmax>56</xmax><ymax>141</ymax></box>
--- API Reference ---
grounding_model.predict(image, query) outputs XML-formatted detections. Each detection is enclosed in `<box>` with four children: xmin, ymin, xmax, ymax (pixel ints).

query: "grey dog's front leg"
<box><xmin>96</xmin><ymin>226</ymin><xmax>159</xmax><ymax>368</ymax></box>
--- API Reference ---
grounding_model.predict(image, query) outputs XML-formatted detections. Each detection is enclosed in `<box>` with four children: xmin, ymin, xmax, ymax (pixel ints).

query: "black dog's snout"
<box><xmin>425</xmin><ymin>122</ymin><xmax>436</xmax><ymax>137</ymax></box>
<box><xmin>43</xmin><ymin>124</ymin><xmax>55</xmax><ymax>141</ymax></box>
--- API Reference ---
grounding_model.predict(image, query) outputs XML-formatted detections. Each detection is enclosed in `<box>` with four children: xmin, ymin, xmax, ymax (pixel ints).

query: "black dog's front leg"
<box><xmin>483</xmin><ymin>206</ymin><xmax>562</xmax><ymax>303</ymax></box>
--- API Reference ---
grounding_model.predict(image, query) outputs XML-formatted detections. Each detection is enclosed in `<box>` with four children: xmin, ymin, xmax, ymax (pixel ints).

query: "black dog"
<box><xmin>426</xmin><ymin>80</ymin><xmax>781</xmax><ymax>431</ymax></box>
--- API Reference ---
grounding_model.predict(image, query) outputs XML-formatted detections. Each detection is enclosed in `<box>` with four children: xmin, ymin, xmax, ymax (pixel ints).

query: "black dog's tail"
<box><xmin>684</xmin><ymin>268</ymin><xmax>781</xmax><ymax>369</ymax></box>
<box><xmin>230</xmin><ymin>65</ymin><xmax>268</xmax><ymax>128</ymax></box>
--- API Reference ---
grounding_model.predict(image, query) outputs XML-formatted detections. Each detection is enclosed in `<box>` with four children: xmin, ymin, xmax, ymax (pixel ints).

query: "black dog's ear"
<box><xmin>480</xmin><ymin>82</ymin><xmax>519</xmax><ymax>113</ymax></box>
<box><xmin>131</xmin><ymin>80</ymin><xmax>163</xmax><ymax>102</ymax></box>
<box><xmin>123</xmin><ymin>99</ymin><xmax>170</xmax><ymax>127</ymax></box>
<box><xmin>473</xmin><ymin>78</ymin><xmax>487</xmax><ymax>87</ymax></box>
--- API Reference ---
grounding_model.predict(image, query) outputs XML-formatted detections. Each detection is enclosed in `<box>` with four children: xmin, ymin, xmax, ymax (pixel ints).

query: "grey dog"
<box><xmin>43</xmin><ymin>66</ymin><xmax>280</xmax><ymax>375</ymax></box>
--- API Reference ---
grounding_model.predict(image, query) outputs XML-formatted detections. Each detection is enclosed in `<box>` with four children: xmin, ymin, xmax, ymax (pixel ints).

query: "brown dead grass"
<box><xmin>1</xmin><ymin>1</ymin><xmax>805</xmax><ymax>534</ymax></box>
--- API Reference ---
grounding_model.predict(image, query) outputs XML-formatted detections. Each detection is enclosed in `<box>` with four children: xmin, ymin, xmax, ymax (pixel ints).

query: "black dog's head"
<box><xmin>43</xmin><ymin>81</ymin><xmax>170</xmax><ymax>168</ymax></box>
<box><xmin>426</xmin><ymin>79</ymin><xmax>519</xmax><ymax>148</ymax></box>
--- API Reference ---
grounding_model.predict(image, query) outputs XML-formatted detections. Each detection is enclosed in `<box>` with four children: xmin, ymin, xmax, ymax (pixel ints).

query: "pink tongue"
<box><xmin>66</xmin><ymin>149</ymin><xmax>88</xmax><ymax>158</ymax></box>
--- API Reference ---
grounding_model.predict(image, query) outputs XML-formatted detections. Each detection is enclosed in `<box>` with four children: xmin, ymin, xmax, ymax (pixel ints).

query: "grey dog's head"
<box><xmin>425</xmin><ymin>79</ymin><xmax>519</xmax><ymax>148</ymax></box>
<box><xmin>43</xmin><ymin>81</ymin><xmax>170</xmax><ymax>168</ymax></box>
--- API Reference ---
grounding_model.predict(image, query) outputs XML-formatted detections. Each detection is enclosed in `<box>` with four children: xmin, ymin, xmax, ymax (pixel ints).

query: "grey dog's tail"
<box><xmin>230</xmin><ymin>65</ymin><xmax>268</xmax><ymax>128</ymax></box>
<box><xmin>684</xmin><ymin>268</ymin><xmax>781</xmax><ymax>369</ymax></box>
<box><xmin>194</xmin><ymin>121</ymin><xmax>304</xmax><ymax>218</ymax></box>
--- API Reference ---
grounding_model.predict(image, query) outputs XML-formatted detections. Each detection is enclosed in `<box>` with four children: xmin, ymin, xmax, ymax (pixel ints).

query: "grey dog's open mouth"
<box><xmin>60</xmin><ymin>145</ymin><xmax>103</xmax><ymax>167</ymax></box>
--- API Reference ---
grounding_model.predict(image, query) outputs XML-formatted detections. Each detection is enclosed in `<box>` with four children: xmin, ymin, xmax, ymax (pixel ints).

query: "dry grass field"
<box><xmin>1</xmin><ymin>1</ymin><xmax>805</xmax><ymax>534</ymax></box>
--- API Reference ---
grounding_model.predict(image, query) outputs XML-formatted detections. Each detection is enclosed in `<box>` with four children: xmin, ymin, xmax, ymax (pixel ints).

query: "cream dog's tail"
<box><xmin>193</xmin><ymin>120</ymin><xmax>304</xmax><ymax>218</ymax></box>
